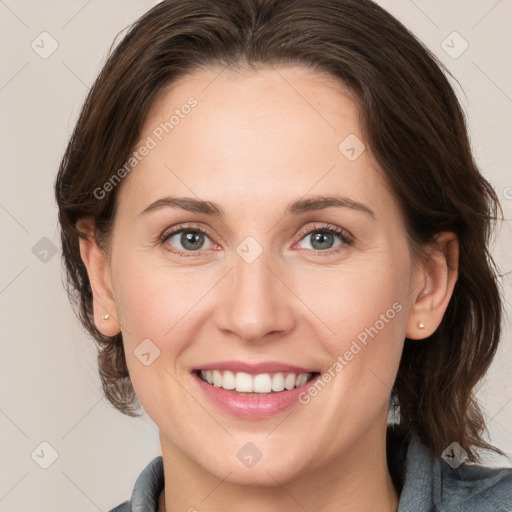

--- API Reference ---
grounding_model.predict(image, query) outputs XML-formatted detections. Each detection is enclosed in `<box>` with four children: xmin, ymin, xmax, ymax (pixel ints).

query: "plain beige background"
<box><xmin>0</xmin><ymin>1</ymin><xmax>511</xmax><ymax>510</ymax></box>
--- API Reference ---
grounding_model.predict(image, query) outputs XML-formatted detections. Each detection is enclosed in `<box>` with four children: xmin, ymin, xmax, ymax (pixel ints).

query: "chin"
<box><xmin>196</xmin><ymin>442</ymin><xmax>310</xmax><ymax>487</ymax></box>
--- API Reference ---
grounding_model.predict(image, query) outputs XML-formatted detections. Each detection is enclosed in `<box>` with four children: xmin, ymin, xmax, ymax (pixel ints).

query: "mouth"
<box><xmin>191</xmin><ymin>364</ymin><xmax>321</xmax><ymax>418</ymax></box>
<box><xmin>194</xmin><ymin>369</ymin><xmax>320</xmax><ymax>394</ymax></box>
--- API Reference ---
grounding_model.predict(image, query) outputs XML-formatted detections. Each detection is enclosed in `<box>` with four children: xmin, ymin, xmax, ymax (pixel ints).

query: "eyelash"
<box><xmin>158</xmin><ymin>222</ymin><xmax>354</xmax><ymax>257</ymax></box>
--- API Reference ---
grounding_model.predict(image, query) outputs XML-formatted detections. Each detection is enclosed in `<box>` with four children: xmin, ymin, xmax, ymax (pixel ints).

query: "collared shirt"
<box><xmin>108</xmin><ymin>426</ymin><xmax>512</xmax><ymax>511</ymax></box>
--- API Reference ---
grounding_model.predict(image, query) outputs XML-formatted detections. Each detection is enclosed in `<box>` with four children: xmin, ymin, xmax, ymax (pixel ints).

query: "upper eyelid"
<box><xmin>296</xmin><ymin>223</ymin><xmax>351</xmax><ymax>239</ymax></box>
<box><xmin>162</xmin><ymin>222</ymin><xmax>215</xmax><ymax>241</ymax></box>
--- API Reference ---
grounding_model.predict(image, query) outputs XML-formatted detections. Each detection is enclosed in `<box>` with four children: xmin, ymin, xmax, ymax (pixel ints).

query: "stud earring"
<box><xmin>418</xmin><ymin>321</ymin><xmax>425</xmax><ymax>329</ymax></box>
<box><xmin>101</xmin><ymin>314</ymin><xmax>110</xmax><ymax>320</ymax></box>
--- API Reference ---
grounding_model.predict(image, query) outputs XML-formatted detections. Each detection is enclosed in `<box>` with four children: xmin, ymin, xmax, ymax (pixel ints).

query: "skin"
<box><xmin>78</xmin><ymin>65</ymin><xmax>458</xmax><ymax>512</ymax></box>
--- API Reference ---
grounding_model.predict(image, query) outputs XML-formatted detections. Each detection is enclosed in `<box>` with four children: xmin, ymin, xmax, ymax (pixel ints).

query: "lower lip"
<box><xmin>193</xmin><ymin>372</ymin><xmax>320</xmax><ymax>419</ymax></box>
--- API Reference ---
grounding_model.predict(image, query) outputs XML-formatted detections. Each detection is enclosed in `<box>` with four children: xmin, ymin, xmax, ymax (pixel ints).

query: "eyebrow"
<box><xmin>139</xmin><ymin>194</ymin><xmax>376</xmax><ymax>219</ymax></box>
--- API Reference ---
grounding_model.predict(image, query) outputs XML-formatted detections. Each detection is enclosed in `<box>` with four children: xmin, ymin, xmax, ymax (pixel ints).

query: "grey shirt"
<box><xmin>108</xmin><ymin>426</ymin><xmax>512</xmax><ymax>511</ymax></box>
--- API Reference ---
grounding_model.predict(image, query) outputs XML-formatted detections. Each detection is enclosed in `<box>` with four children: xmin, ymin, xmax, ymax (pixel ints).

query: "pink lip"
<box><xmin>192</xmin><ymin>360</ymin><xmax>317</xmax><ymax>375</ymax></box>
<box><xmin>192</xmin><ymin>371</ymin><xmax>321</xmax><ymax>419</ymax></box>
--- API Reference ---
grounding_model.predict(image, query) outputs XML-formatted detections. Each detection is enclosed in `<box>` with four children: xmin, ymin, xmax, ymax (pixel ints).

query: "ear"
<box><xmin>406</xmin><ymin>232</ymin><xmax>459</xmax><ymax>340</ymax></box>
<box><xmin>76</xmin><ymin>218</ymin><xmax>121</xmax><ymax>337</ymax></box>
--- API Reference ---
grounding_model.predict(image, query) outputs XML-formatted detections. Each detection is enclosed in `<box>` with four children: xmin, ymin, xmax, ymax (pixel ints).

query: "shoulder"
<box><xmin>106</xmin><ymin>456</ymin><xmax>164</xmax><ymax>512</ymax></box>
<box><xmin>107</xmin><ymin>501</ymin><xmax>130</xmax><ymax>512</ymax></box>
<box><xmin>436</xmin><ymin>461</ymin><xmax>512</xmax><ymax>510</ymax></box>
<box><xmin>387</xmin><ymin>425</ymin><xmax>512</xmax><ymax>511</ymax></box>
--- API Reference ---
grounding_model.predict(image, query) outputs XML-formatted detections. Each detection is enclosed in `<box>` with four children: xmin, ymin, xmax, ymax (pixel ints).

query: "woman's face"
<box><xmin>105</xmin><ymin>65</ymin><xmax>423</xmax><ymax>484</ymax></box>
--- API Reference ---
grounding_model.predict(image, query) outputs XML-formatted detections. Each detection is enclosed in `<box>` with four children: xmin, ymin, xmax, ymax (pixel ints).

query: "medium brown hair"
<box><xmin>55</xmin><ymin>0</ymin><xmax>503</xmax><ymax>461</ymax></box>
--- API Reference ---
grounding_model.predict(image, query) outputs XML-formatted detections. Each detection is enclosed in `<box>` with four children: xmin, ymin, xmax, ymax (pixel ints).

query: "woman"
<box><xmin>55</xmin><ymin>0</ymin><xmax>511</xmax><ymax>510</ymax></box>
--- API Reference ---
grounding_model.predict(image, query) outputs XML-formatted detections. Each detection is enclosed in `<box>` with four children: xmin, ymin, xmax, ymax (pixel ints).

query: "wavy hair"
<box><xmin>55</xmin><ymin>0</ymin><xmax>503</xmax><ymax>461</ymax></box>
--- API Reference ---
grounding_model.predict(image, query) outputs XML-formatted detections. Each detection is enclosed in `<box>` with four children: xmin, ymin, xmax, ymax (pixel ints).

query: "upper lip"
<box><xmin>193</xmin><ymin>360</ymin><xmax>319</xmax><ymax>375</ymax></box>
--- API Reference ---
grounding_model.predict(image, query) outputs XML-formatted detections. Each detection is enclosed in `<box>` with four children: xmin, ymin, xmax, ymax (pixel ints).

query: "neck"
<box><xmin>159</xmin><ymin>420</ymin><xmax>399</xmax><ymax>512</ymax></box>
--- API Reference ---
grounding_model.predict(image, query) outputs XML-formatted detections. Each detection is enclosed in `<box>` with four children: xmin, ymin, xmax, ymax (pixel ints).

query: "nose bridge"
<box><xmin>214</xmin><ymin>245</ymin><xmax>295</xmax><ymax>341</ymax></box>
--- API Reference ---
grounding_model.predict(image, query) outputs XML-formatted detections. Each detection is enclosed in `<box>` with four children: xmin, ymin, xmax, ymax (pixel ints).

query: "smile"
<box><xmin>197</xmin><ymin>370</ymin><xmax>317</xmax><ymax>393</ymax></box>
<box><xmin>192</xmin><ymin>362</ymin><xmax>321</xmax><ymax>418</ymax></box>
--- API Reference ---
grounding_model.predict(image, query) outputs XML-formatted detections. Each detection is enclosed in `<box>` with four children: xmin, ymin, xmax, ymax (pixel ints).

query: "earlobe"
<box><xmin>76</xmin><ymin>218</ymin><xmax>121</xmax><ymax>337</ymax></box>
<box><xmin>406</xmin><ymin>232</ymin><xmax>459</xmax><ymax>340</ymax></box>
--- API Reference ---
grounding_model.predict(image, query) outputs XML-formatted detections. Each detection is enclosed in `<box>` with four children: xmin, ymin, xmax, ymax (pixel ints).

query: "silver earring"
<box><xmin>101</xmin><ymin>314</ymin><xmax>110</xmax><ymax>320</ymax></box>
<box><xmin>418</xmin><ymin>321</ymin><xmax>425</xmax><ymax>329</ymax></box>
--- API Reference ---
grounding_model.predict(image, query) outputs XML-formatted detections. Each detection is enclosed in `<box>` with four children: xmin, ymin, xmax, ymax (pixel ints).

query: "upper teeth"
<box><xmin>199</xmin><ymin>370</ymin><xmax>313</xmax><ymax>393</ymax></box>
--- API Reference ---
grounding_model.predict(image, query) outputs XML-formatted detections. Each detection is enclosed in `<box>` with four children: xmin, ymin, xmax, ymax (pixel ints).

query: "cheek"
<box><xmin>291</xmin><ymin>260</ymin><xmax>409</xmax><ymax>444</ymax></box>
<box><xmin>304</xmin><ymin>252</ymin><xmax>410</xmax><ymax>401</ymax></box>
<box><xmin>110</xmin><ymin>253</ymin><xmax>203</xmax><ymax>396</ymax></box>
<box><xmin>302</xmin><ymin>255</ymin><xmax>409</xmax><ymax>350</ymax></box>
<box><xmin>111</xmin><ymin>257</ymin><xmax>203</xmax><ymax>420</ymax></box>
<box><xmin>113</xmin><ymin>254</ymin><xmax>198</xmax><ymax>339</ymax></box>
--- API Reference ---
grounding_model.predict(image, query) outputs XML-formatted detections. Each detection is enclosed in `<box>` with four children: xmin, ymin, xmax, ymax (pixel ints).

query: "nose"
<box><xmin>213</xmin><ymin>250</ymin><xmax>296</xmax><ymax>343</ymax></box>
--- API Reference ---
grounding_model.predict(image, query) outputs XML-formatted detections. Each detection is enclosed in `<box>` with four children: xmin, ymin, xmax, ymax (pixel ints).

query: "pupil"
<box><xmin>311</xmin><ymin>231</ymin><xmax>333</xmax><ymax>250</ymax></box>
<box><xmin>182</xmin><ymin>231</ymin><xmax>203</xmax><ymax>250</ymax></box>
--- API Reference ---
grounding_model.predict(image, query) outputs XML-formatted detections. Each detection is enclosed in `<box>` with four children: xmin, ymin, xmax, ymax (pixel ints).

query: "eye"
<box><xmin>161</xmin><ymin>224</ymin><xmax>216</xmax><ymax>255</ymax></box>
<box><xmin>159</xmin><ymin>222</ymin><xmax>353</xmax><ymax>256</ymax></box>
<box><xmin>294</xmin><ymin>223</ymin><xmax>353</xmax><ymax>253</ymax></box>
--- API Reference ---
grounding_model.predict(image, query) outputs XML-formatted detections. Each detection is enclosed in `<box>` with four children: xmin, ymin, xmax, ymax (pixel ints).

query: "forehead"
<box><xmin>115</xmin><ymin>65</ymin><xmax>393</xmax><ymax>220</ymax></box>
